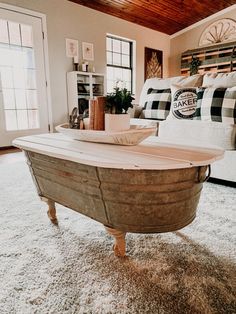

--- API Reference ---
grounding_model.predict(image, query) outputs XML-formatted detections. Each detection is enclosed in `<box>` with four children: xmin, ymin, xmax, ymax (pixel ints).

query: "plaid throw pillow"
<box><xmin>194</xmin><ymin>87</ymin><xmax>236</xmax><ymax>123</ymax></box>
<box><xmin>143</xmin><ymin>88</ymin><xmax>171</xmax><ymax>120</ymax></box>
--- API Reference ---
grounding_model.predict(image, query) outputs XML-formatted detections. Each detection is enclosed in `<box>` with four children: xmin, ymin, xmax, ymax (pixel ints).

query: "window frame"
<box><xmin>106</xmin><ymin>35</ymin><xmax>134</xmax><ymax>94</ymax></box>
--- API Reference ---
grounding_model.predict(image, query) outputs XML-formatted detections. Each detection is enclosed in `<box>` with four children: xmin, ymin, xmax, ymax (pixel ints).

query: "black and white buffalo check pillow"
<box><xmin>143</xmin><ymin>88</ymin><xmax>171</xmax><ymax>120</ymax></box>
<box><xmin>194</xmin><ymin>87</ymin><xmax>236</xmax><ymax>123</ymax></box>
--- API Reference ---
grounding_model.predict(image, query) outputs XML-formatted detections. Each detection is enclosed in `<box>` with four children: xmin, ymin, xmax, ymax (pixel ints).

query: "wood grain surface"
<box><xmin>13</xmin><ymin>133</ymin><xmax>224</xmax><ymax>170</ymax></box>
<box><xmin>69</xmin><ymin>0</ymin><xmax>236</xmax><ymax>34</ymax></box>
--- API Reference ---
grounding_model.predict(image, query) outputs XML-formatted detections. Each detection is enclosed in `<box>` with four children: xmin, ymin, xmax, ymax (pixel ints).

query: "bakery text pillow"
<box><xmin>168</xmin><ymin>85</ymin><xmax>198</xmax><ymax>120</ymax></box>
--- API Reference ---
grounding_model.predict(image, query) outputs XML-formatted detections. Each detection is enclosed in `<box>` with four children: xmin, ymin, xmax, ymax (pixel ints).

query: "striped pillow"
<box><xmin>194</xmin><ymin>87</ymin><xmax>236</xmax><ymax>123</ymax></box>
<box><xmin>143</xmin><ymin>88</ymin><xmax>171</xmax><ymax>120</ymax></box>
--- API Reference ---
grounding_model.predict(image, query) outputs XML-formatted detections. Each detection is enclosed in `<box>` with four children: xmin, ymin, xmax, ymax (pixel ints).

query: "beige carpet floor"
<box><xmin>0</xmin><ymin>161</ymin><xmax>235</xmax><ymax>314</ymax></box>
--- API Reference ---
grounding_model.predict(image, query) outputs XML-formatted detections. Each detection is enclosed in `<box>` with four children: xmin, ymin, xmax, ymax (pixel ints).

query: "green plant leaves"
<box><xmin>106</xmin><ymin>87</ymin><xmax>134</xmax><ymax>114</ymax></box>
<box><xmin>189</xmin><ymin>56</ymin><xmax>201</xmax><ymax>76</ymax></box>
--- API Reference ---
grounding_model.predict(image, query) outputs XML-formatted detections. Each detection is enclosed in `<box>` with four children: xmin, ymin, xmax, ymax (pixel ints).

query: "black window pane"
<box><xmin>106</xmin><ymin>36</ymin><xmax>133</xmax><ymax>94</ymax></box>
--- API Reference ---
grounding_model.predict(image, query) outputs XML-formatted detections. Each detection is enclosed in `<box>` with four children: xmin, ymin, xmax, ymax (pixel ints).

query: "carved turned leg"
<box><xmin>41</xmin><ymin>197</ymin><xmax>58</xmax><ymax>225</ymax></box>
<box><xmin>105</xmin><ymin>226</ymin><xmax>126</xmax><ymax>257</ymax></box>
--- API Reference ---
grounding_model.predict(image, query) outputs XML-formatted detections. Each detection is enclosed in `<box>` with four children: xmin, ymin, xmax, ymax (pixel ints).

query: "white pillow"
<box><xmin>139</xmin><ymin>74</ymin><xmax>203</xmax><ymax>107</ymax></box>
<box><xmin>167</xmin><ymin>85</ymin><xmax>197</xmax><ymax>120</ymax></box>
<box><xmin>203</xmin><ymin>71</ymin><xmax>236</xmax><ymax>88</ymax></box>
<box><xmin>159</xmin><ymin>119</ymin><xmax>236</xmax><ymax>150</ymax></box>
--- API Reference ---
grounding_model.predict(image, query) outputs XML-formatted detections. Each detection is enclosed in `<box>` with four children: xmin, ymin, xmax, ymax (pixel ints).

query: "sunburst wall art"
<box><xmin>199</xmin><ymin>18</ymin><xmax>236</xmax><ymax>47</ymax></box>
<box><xmin>144</xmin><ymin>47</ymin><xmax>163</xmax><ymax>81</ymax></box>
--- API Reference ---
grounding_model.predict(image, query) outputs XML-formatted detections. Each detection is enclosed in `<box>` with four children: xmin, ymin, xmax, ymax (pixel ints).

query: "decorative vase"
<box><xmin>105</xmin><ymin>113</ymin><xmax>130</xmax><ymax>132</ymax></box>
<box><xmin>83</xmin><ymin>118</ymin><xmax>90</xmax><ymax>129</ymax></box>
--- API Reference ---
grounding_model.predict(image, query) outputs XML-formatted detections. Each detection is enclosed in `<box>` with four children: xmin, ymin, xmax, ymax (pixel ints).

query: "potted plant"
<box><xmin>105</xmin><ymin>86</ymin><xmax>134</xmax><ymax>132</ymax></box>
<box><xmin>189</xmin><ymin>56</ymin><xmax>201</xmax><ymax>75</ymax></box>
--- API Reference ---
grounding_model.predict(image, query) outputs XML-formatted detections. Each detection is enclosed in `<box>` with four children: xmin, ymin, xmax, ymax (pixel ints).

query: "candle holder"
<box><xmin>73</xmin><ymin>62</ymin><xmax>78</xmax><ymax>71</ymax></box>
<box><xmin>82</xmin><ymin>61</ymin><xmax>89</xmax><ymax>72</ymax></box>
<box><xmin>73</xmin><ymin>56</ymin><xmax>79</xmax><ymax>71</ymax></box>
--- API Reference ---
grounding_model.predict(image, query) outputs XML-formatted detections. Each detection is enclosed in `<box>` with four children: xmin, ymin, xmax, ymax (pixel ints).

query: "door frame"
<box><xmin>0</xmin><ymin>2</ymin><xmax>53</xmax><ymax>132</ymax></box>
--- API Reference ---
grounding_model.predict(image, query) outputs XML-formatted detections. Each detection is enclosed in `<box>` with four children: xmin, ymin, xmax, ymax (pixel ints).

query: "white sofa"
<box><xmin>134</xmin><ymin>73</ymin><xmax>236</xmax><ymax>184</ymax></box>
<box><xmin>159</xmin><ymin>119</ymin><xmax>236</xmax><ymax>183</ymax></box>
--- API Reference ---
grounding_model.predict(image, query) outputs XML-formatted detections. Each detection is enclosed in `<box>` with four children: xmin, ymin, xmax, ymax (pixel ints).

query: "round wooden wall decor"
<box><xmin>199</xmin><ymin>18</ymin><xmax>236</xmax><ymax>47</ymax></box>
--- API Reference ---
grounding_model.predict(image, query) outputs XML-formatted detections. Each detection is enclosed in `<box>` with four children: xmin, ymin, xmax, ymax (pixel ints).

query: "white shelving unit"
<box><xmin>67</xmin><ymin>71</ymin><xmax>105</xmax><ymax>114</ymax></box>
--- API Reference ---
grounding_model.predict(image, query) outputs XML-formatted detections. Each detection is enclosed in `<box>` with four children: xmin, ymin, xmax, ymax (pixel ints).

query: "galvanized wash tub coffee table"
<box><xmin>13</xmin><ymin>134</ymin><xmax>224</xmax><ymax>257</ymax></box>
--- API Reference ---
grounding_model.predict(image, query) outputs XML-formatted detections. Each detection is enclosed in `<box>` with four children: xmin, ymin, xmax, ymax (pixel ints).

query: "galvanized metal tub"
<box><xmin>25</xmin><ymin>151</ymin><xmax>206</xmax><ymax>233</ymax></box>
<box><xmin>14</xmin><ymin>134</ymin><xmax>223</xmax><ymax>256</ymax></box>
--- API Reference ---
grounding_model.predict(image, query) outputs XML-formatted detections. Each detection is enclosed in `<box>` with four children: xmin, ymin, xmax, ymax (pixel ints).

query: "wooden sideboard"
<box><xmin>181</xmin><ymin>41</ymin><xmax>236</xmax><ymax>76</ymax></box>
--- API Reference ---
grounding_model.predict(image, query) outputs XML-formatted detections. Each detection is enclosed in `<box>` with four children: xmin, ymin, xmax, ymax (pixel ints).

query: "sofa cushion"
<box><xmin>203</xmin><ymin>71</ymin><xmax>236</xmax><ymax>88</ymax></box>
<box><xmin>194</xmin><ymin>87</ymin><xmax>236</xmax><ymax>123</ymax></box>
<box><xmin>142</xmin><ymin>88</ymin><xmax>171</xmax><ymax>120</ymax></box>
<box><xmin>139</xmin><ymin>74</ymin><xmax>203</xmax><ymax>108</ymax></box>
<box><xmin>211</xmin><ymin>150</ymin><xmax>236</xmax><ymax>182</ymax></box>
<box><xmin>158</xmin><ymin>119</ymin><xmax>236</xmax><ymax>150</ymax></box>
<box><xmin>167</xmin><ymin>85</ymin><xmax>197</xmax><ymax>120</ymax></box>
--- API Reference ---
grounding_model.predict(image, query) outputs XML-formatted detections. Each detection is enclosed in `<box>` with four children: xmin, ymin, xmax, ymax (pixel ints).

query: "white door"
<box><xmin>0</xmin><ymin>8</ymin><xmax>49</xmax><ymax>147</ymax></box>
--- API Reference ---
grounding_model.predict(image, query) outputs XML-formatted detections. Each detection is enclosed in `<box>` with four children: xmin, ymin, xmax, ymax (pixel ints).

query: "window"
<box><xmin>106</xmin><ymin>35</ymin><xmax>133</xmax><ymax>94</ymax></box>
<box><xmin>0</xmin><ymin>19</ymin><xmax>40</xmax><ymax>131</ymax></box>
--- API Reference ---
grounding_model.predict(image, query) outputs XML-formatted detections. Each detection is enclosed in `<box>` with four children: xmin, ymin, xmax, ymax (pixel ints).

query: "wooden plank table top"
<box><xmin>13</xmin><ymin>133</ymin><xmax>224</xmax><ymax>170</ymax></box>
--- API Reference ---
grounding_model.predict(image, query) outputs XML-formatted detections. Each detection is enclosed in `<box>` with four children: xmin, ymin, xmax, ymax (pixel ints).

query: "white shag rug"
<box><xmin>0</xmin><ymin>161</ymin><xmax>235</xmax><ymax>314</ymax></box>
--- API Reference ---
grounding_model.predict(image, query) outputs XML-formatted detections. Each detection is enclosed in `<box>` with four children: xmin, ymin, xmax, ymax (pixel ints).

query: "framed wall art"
<box><xmin>66</xmin><ymin>38</ymin><xmax>79</xmax><ymax>58</ymax></box>
<box><xmin>144</xmin><ymin>47</ymin><xmax>163</xmax><ymax>81</ymax></box>
<box><xmin>82</xmin><ymin>42</ymin><xmax>94</xmax><ymax>61</ymax></box>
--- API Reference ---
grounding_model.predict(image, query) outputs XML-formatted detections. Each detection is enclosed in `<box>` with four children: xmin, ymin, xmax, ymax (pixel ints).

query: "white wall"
<box><xmin>169</xmin><ymin>5</ymin><xmax>236</xmax><ymax>76</ymax></box>
<box><xmin>0</xmin><ymin>0</ymin><xmax>170</xmax><ymax>127</ymax></box>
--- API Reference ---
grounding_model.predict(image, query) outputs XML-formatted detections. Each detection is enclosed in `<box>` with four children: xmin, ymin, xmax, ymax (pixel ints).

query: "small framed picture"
<box><xmin>82</xmin><ymin>42</ymin><xmax>94</xmax><ymax>61</ymax></box>
<box><xmin>66</xmin><ymin>38</ymin><xmax>78</xmax><ymax>58</ymax></box>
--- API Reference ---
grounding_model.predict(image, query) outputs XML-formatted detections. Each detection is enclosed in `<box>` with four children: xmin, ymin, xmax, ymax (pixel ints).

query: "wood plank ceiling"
<box><xmin>69</xmin><ymin>0</ymin><xmax>236</xmax><ymax>35</ymax></box>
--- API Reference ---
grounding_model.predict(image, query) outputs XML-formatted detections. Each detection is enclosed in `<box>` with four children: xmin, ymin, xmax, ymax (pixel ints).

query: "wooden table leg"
<box><xmin>105</xmin><ymin>226</ymin><xmax>126</xmax><ymax>257</ymax></box>
<box><xmin>41</xmin><ymin>197</ymin><xmax>58</xmax><ymax>225</ymax></box>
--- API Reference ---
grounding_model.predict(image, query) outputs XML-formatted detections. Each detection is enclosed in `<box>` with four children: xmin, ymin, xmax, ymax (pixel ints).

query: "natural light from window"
<box><xmin>106</xmin><ymin>35</ymin><xmax>133</xmax><ymax>94</ymax></box>
<box><xmin>0</xmin><ymin>19</ymin><xmax>39</xmax><ymax>131</ymax></box>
